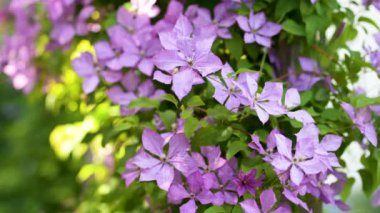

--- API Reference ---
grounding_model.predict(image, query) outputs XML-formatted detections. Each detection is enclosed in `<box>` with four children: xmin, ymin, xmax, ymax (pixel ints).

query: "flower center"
<box><xmin>173</xmin><ymin>67</ymin><xmax>180</xmax><ymax>74</ymax></box>
<box><xmin>186</xmin><ymin>57</ymin><xmax>193</xmax><ymax>66</ymax></box>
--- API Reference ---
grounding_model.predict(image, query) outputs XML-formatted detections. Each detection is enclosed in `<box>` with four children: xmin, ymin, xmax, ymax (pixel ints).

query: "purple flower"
<box><xmin>289</xmin><ymin>57</ymin><xmax>323</xmax><ymax>91</ymax></box>
<box><xmin>372</xmin><ymin>187</ymin><xmax>380</xmax><ymax>207</ymax></box>
<box><xmin>271</xmin><ymin>124</ymin><xmax>324</xmax><ymax>185</ymax></box>
<box><xmin>122</xmin><ymin>153</ymin><xmax>141</xmax><ymax>187</ymax></box>
<box><xmin>236</xmin><ymin>11</ymin><xmax>282</xmax><ymax>47</ymax></box>
<box><xmin>123</xmin><ymin>36</ymin><xmax>161</xmax><ymax>76</ymax></box>
<box><xmin>208</xmin><ymin>64</ymin><xmax>258</xmax><ymax>111</ymax></box>
<box><xmin>238</xmin><ymin>75</ymin><xmax>286</xmax><ymax>124</ymax></box>
<box><xmin>94</xmin><ymin>27</ymin><xmax>139</xmax><ymax>70</ymax></box>
<box><xmin>71</xmin><ymin>52</ymin><xmax>100</xmax><ymax>94</ymax></box>
<box><xmin>233</xmin><ymin>169</ymin><xmax>262</xmax><ymax>196</ymax></box>
<box><xmin>154</xmin><ymin>0</ymin><xmax>184</xmax><ymax>33</ymax></box>
<box><xmin>363</xmin><ymin>0</ymin><xmax>380</xmax><ymax>11</ymax></box>
<box><xmin>313</xmin><ymin>134</ymin><xmax>342</xmax><ymax>172</ymax></box>
<box><xmin>132</xmin><ymin>128</ymin><xmax>196</xmax><ymax>191</ymax></box>
<box><xmin>282</xmin><ymin>188</ymin><xmax>309</xmax><ymax>211</ymax></box>
<box><xmin>192</xmin><ymin>146</ymin><xmax>227</xmax><ymax>189</ymax></box>
<box><xmin>284</xmin><ymin>88</ymin><xmax>315</xmax><ymax>124</ymax></box>
<box><xmin>116</xmin><ymin>6</ymin><xmax>152</xmax><ymax>39</ymax></box>
<box><xmin>212</xmin><ymin>159</ymin><xmax>238</xmax><ymax>205</ymax></box>
<box><xmin>240</xmin><ymin>189</ymin><xmax>279</xmax><ymax>213</ymax></box>
<box><xmin>341</xmin><ymin>102</ymin><xmax>378</xmax><ymax>146</ymax></box>
<box><xmin>168</xmin><ymin>171</ymin><xmax>214</xmax><ymax>213</ymax></box>
<box><xmin>153</xmin><ymin>15</ymin><xmax>222</xmax><ymax>99</ymax></box>
<box><xmin>248</xmin><ymin>129</ymin><xmax>279</xmax><ymax>162</ymax></box>
<box><xmin>107</xmin><ymin>71</ymin><xmax>164</xmax><ymax>116</ymax></box>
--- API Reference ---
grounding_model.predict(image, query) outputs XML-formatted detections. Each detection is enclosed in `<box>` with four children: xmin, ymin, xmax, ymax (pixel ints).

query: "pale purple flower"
<box><xmin>237</xmin><ymin>75</ymin><xmax>286</xmax><ymax>124</ymax></box>
<box><xmin>161</xmin><ymin>119</ymin><xmax>185</xmax><ymax>143</ymax></box>
<box><xmin>372</xmin><ymin>187</ymin><xmax>380</xmax><ymax>207</ymax></box>
<box><xmin>240</xmin><ymin>189</ymin><xmax>279</xmax><ymax>213</ymax></box>
<box><xmin>132</xmin><ymin>128</ymin><xmax>196</xmax><ymax>191</ymax></box>
<box><xmin>94</xmin><ymin>27</ymin><xmax>139</xmax><ymax>70</ymax></box>
<box><xmin>233</xmin><ymin>169</ymin><xmax>262</xmax><ymax>196</ymax></box>
<box><xmin>192</xmin><ymin>146</ymin><xmax>227</xmax><ymax>189</ymax></box>
<box><xmin>208</xmin><ymin>64</ymin><xmax>258</xmax><ymax>112</ymax></box>
<box><xmin>313</xmin><ymin>134</ymin><xmax>342</xmax><ymax>172</ymax></box>
<box><xmin>116</xmin><ymin>6</ymin><xmax>152</xmax><ymax>40</ymax></box>
<box><xmin>248</xmin><ymin>129</ymin><xmax>279</xmax><ymax>162</ymax></box>
<box><xmin>71</xmin><ymin>52</ymin><xmax>100</xmax><ymax>94</ymax></box>
<box><xmin>212</xmin><ymin>159</ymin><xmax>238</xmax><ymax>205</ymax></box>
<box><xmin>122</xmin><ymin>154</ymin><xmax>141</xmax><ymax>187</ymax></box>
<box><xmin>363</xmin><ymin>0</ymin><xmax>380</xmax><ymax>11</ymax></box>
<box><xmin>271</xmin><ymin>125</ymin><xmax>324</xmax><ymax>185</ymax></box>
<box><xmin>289</xmin><ymin>57</ymin><xmax>323</xmax><ymax>91</ymax></box>
<box><xmin>168</xmin><ymin>171</ymin><xmax>214</xmax><ymax>213</ymax></box>
<box><xmin>154</xmin><ymin>0</ymin><xmax>184</xmax><ymax>33</ymax></box>
<box><xmin>282</xmin><ymin>188</ymin><xmax>309</xmax><ymax>211</ymax></box>
<box><xmin>153</xmin><ymin>15</ymin><xmax>222</xmax><ymax>99</ymax></box>
<box><xmin>236</xmin><ymin>11</ymin><xmax>282</xmax><ymax>47</ymax></box>
<box><xmin>284</xmin><ymin>88</ymin><xmax>315</xmax><ymax>124</ymax></box>
<box><xmin>107</xmin><ymin>71</ymin><xmax>164</xmax><ymax>116</ymax></box>
<box><xmin>123</xmin><ymin>36</ymin><xmax>161</xmax><ymax>76</ymax></box>
<box><xmin>341</xmin><ymin>102</ymin><xmax>378</xmax><ymax>146</ymax></box>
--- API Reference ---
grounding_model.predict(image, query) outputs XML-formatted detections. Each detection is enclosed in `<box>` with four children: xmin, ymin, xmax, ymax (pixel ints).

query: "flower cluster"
<box><xmin>0</xmin><ymin>1</ymin><xmax>40</xmax><ymax>93</ymax></box>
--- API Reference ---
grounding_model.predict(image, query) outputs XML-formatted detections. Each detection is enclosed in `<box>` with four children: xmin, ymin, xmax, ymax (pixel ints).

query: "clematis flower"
<box><xmin>240</xmin><ymin>189</ymin><xmax>281</xmax><ymax>213</ymax></box>
<box><xmin>236</xmin><ymin>11</ymin><xmax>282</xmax><ymax>47</ymax></box>
<box><xmin>71</xmin><ymin>52</ymin><xmax>100</xmax><ymax>94</ymax></box>
<box><xmin>161</xmin><ymin>119</ymin><xmax>185</xmax><ymax>143</ymax></box>
<box><xmin>192</xmin><ymin>146</ymin><xmax>227</xmax><ymax>189</ymax></box>
<box><xmin>341</xmin><ymin>102</ymin><xmax>378</xmax><ymax>146</ymax></box>
<box><xmin>132</xmin><ymin>128</ymin><xmax>196</xmax><ymax>191</ymax></box>
<box><xmin>363</xmin><ymin>0</ymin><xmax>380</xmax><ymax>11</ymax></box>
<box><xmin>372</xmin><ymin>187</ymin><xmax>380</xmax><ymax>207</ymax></box>
<box><xmin>168</xmin><ymin>171</ymin><xmax>214</xmax><ymax>213</ymax></box>
<box><xmin>284</xmin><ymin>88</ymin><xmax>315</xmax><ymax>124</ymax></box>
<box><xmin>208</xmin><ymin>64</ymin><xmax>257</xmax><ymax>111</ymax></box>
<box><xmin>233</xmin><ymin>169</ymin><xmax>262</xmax><ymax>196</ymax></box>
<box><xmin>212</xmin><ymin>159</ymin><xmax>238</xmax><ymax>205</ymax></box>
<box><xmin>122</xmin><ymin>154</ymin><xmax>141</xmax><ymax>187</ymax></box>
<box><xmin>313</xmin><ymin>134</ymin><xmax>342</xmax><ymax>172</ymax></box>
<box><xmin>289</xmin><ymin>57</ymin><xmax>323</xmax><ymax>91</ymax></box>
<box><xmin>107</xmin><ymin>71</ymin><xmax>165</xmax><ymax>116</ymax></box>
<box><xmin>154</xmin><ymin>0</ymin><xmax>184</xmax><ymax>33</ymax></box>
<box><xmin>282</xmin><ymin>188</ymin><xmax>309</xmax><ymax>211</ymax></box>
<box><xmin>153</xmin><ymin>15</ymin><xmax>222</xmax><ymax>99</ymax></box>
<box><xmin>116</xmin><ymin>6</ymin><xmax>152</xmax><ymax>40</ymax></box>
<box><xmin>271</xmin><ymin>124</ymin><xmax>324</xmax><ymax>185</ymax></box>
<box><xmin>248</xmin><ymin>129</ymin><xmax>279</xmax><ymax>162</ymax></box>
<box><xmin>190</xmin><ymin>3</ymin><xmax>236</xmax><ymax>39</ymax></box>
<box><xmin>123</xmin><ymin>36</ymin><xmax>161</xmax><ymax>76</ymax></box>
<box><xmin>237</xmin><ymin>75</ymin><xmax>286</xmax><ymax>124</ymax></box>
<box><xmin>94</xmin><ymin>26</ymin><xmax>139</xmax><ymax>70</ymax></box>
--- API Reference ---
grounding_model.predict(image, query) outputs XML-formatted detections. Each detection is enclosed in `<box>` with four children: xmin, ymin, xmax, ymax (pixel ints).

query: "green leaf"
<box><xmin>341</xmin><ymin>177</ymin><xmax>355</xmax><ymax>201</ymax></box>
<box><xmin>159</xmin><ymin>94</ymin><xmax>178</xmax><ymax>107</ymax></box>
<box><xmin>128</xmin><ymin>97</ymin><xmax>160</xmax><ymax>109</ymax></box>
<box><xmin>227</xmin><ymin>140</ymin><xmax>249</xmax><ymax>159</ymax></box>
<box><xmin>321</xmin><ymin>108</ymin><xmax>345</xmax><ymax>121</ymax></box>
<box><xmin>184</xmin><ymin>117</ymin><xmax>200</xmax><ymax>138</ymax></box>
<box><xmin>351</xmin><ymin>96</ymin><xmax>380</xmax><ymax>108</ymax></box>
<box><xmin>204</xmin><ymin>206</ymin><xmax>226</xmax><ymax>213</ymax></box>
<box><xmin>358</xmin><ymin>16</ymin><xmax>380</xmax><ymax>31</ymax></box>
<box><xmin>184</xmin><ymin>95</ymin><xmax>205</xmax><ymax>107</ymax></box>
<box><xmin>159</xmin><ymin>110</ymin><xmax>177</xmax><ymax>130</ymax></box>
<box><xmin>282</xmin><ymin>19</ymin><xmax>306</xmax><ymax>36</ymax></box>
<box><xmin>192</xmin><ymin>126</ymin><xmax>230</xmax><ymax>147</ymax></box>
<box><xmin>300</xmin><ymin>90</ymin><xmax>313</xmax><ymax>106</ymax></box>
<box><xmin>359</xmin><ymin>169</ymin><xmax>374</xmax><ymax>196</ymax></box>
<box><xmin>207</xmin><ymin>105</ymin><xmax>236</xmax><ymax>121</ymax></box>
<box><xmin>225</xmin><ymin>30</ymin><xmax>244</xmax><ymax>60</ymax></box>
<box><xmin>275</xmin><ymin>0</ymin><xmax>298</xmax><ymax>20</ymax></box>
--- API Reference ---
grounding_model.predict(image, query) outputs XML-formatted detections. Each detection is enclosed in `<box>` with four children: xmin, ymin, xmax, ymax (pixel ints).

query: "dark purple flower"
<box><xmin>236</xmin><ymin>11</ymin><xmax>282</xmax><ymax>47</ymax></box>
<box><xmin>133</xmin><ymin>128</ymin><xmax>196</xmax><ymax>191</ymax></box>
<box><xmin>233</xmin><ymin>169</ymin><xmax>262</xmax><ymax>196</ymax></box>
<box><xmin>168</xmin><ymin>171</ymin><xmax>214</xmax><ymax>213</ymax></box>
